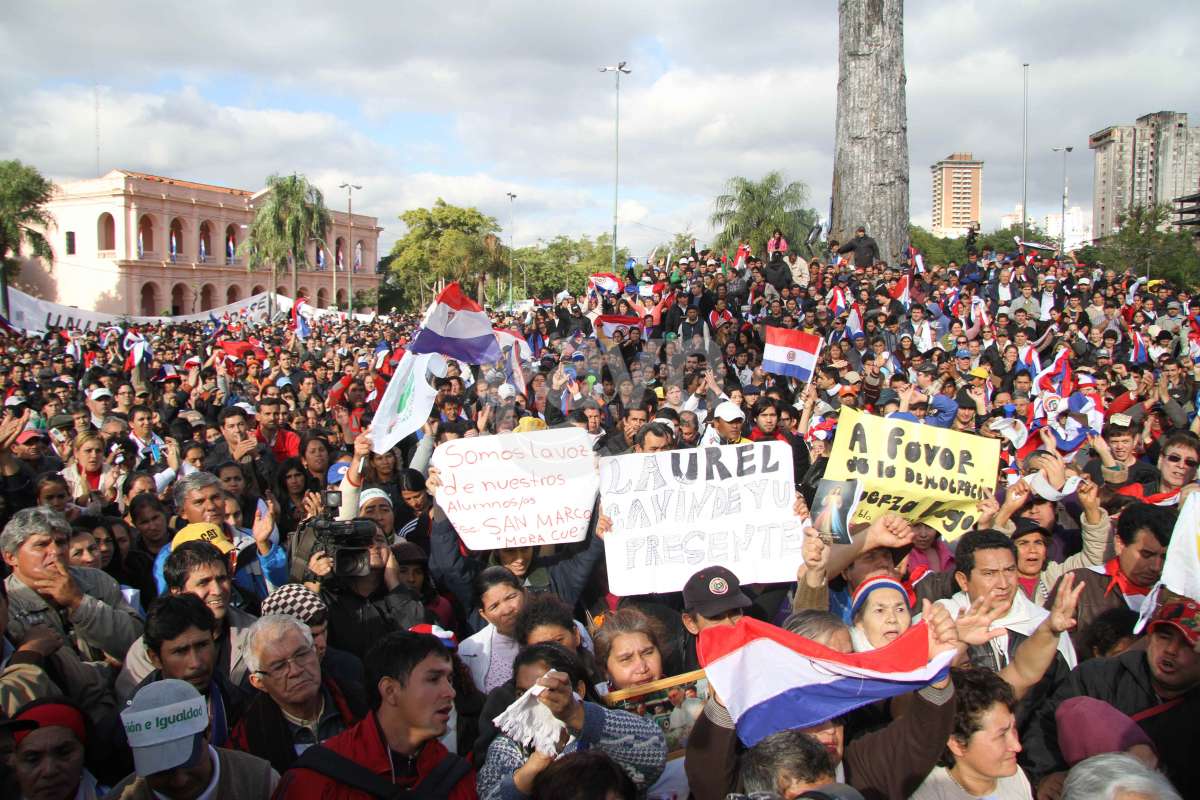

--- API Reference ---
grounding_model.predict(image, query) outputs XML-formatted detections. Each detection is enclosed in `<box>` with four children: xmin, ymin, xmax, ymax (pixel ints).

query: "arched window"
<box><xmin>316</xmin><ymin>288</ymin><xmax>328</xmax><ymax>308</ymax></box>
<box><xmin>97</xmin><ymin>213</ymin><xmax>116</xmax><ymax>251</ymax></box>
<box><xmin>171</xmin><ymin>283</ymin><xmax>187</xmax><ymax>316</ymax></box>
<box><xmin>226</xmin><ymin>285</ymin><xmax>241</xmax><ymax>304</ymax></box>
<box><xmin>354</xmin><ymin>240</ymin><xmax>364</xmax><ymax>272</ymax></box>
<box><xmin>224</xmin><ymin>225</ymin><xmax>238</xmax><ymax>265</ymax></box>
<box><xmin>140</xmin><ymin>283</ymin><xmax>159</xmax><ymax>316</ymax></box>
<box><xmin>200</xmin><ymin>284</ymin><xmax>216</xmax><ymax>312</ymax></box>
<box><xmin>138</xmin><ymin>215</ymin><xmax>155</xmax><ymax>257</ymax></box>
<box><xmin>199</xmin><ymin>221</ymin><xmax>213</xmax><ymax>263</ymax></box>
<box><xmin>169</xmin><ymin>218</ymin><xmax>184</xmax><ymax>263</ymax></box>
<box><xmin>334</xmin><ymin>237</ymin><xmax>345</xmax><ymax>270</ymax></box>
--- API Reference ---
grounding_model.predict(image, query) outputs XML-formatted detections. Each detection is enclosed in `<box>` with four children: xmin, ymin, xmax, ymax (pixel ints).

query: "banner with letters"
<box><xmin>599</xmin><ymin>441</ymin><xmax>800</xmax><ymax>595</ymax></box>
<box><xmin>823</xmin><ymin>408</ymin><xmax>999</xmax><ymax>542</ymax></box>
<box><xmin>7</xmin><ymin>288</ymin><xmax>373</xmax><ymax>335</ymax></box>
<box><xmin>431</xmin><ymin>428</ymin><xmax>599</xmax><ymax>550</ymax></box>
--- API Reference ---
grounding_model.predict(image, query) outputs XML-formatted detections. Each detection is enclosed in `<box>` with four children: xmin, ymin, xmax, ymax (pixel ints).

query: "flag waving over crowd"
<box><xmin>762</xmin><ymin>326</ymin><xmax>822</xmax><ymax>381</ymax></box>
<box><xmin>699</xmin><ymin>617</ymin><xmax>954</xmax><ymax>747</ymax></box>
<box><xmin>369</xmin><ymin>350</ymin><xmax>444</xmax><ymax>455</ymax></box>
<box><xmin>409</xmin><ymin>282</ymin><xmax>501</xmax><ymax>364</ymax></box>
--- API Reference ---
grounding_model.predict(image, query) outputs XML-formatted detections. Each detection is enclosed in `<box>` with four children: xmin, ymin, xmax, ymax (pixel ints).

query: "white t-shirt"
<box><xmin>909</xmin><ymin>765</ymin><xmax>1033</xmax><ymax>799</ymax></box>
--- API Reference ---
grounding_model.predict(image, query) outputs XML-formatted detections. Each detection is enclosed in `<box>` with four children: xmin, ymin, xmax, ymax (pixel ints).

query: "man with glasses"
<box><xmin>230</xmin><ymin>614</ymin><xmax>365</xmax><ymax>774</ymax></box>
<box><xmin>1117</xmin><ymin>430</ymin><xmax>1200</xmax><ymax>504</ymax></box>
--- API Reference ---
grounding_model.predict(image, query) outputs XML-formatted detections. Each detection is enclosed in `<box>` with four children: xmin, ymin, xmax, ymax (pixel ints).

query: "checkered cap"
<box><xmin>261</xmin><ymin>583</ymin><xmax>327</xmax><ymax>623</ymax></box>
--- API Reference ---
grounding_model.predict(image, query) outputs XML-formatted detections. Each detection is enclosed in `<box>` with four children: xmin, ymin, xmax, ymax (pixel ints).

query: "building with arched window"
<box><xmin>17</xmin><ymin>169</ymin><xmax>384</xmax><ymax>316</ymax></box>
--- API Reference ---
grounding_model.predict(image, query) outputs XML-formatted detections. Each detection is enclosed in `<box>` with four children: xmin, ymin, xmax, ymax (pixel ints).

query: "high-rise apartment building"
<box><xmin>930</xmin><ymin>153</ymin><xmax>983</xmax><ymax>238</ymax></box>
<box><xmin>1089</xmin><ymin>111</ymin><xmax>1200</xmax><ymax>238</ymax></box>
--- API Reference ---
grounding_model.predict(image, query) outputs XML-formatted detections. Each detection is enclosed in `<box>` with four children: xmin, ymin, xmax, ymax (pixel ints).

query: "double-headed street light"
<box><xmin>599</xmin><ymin>61</ymin><xmax>631</xmax><ymax>274</ymax></box>
<box><xmin>339</xmin><ymin>182</ymin><xmax>362</xmax><ymax>315</ymax></box>
<box><xmin>506</xmin><ymin>192</ymin><xmax>517</xmax><ymax>308</ymax></box>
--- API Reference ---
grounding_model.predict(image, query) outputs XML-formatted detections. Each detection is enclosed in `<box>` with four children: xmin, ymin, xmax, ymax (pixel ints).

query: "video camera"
<box><xmin>289</xmin><ymin>490</ymin><xmax>378</xmax><ymax>580</ymax></box>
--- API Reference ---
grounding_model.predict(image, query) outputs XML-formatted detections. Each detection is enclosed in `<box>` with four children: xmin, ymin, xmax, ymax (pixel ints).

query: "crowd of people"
<box><xmin>0</xmin><ymin>228</ymin><xmax>1197</xmax><ymax>800</ymax></box>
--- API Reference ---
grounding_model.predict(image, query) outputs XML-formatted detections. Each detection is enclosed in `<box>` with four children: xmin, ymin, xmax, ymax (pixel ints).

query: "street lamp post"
<box><xmin>1052</xmin><ymin>146</ymin><xmax>1073</xmax><ymax>256</ymax></box>
<box><xmin>599</xmin><ymin>61</ymin><xmax>631</xmax><ymax>274</ymax></box>
<box><xmin>506</xmin><ymin>192</ymin><xmax>517</xmax><ymax>309</ymax></box>
<box><xmin>339</xmin><ymin>182</ymin><xmax>362</xmax><ymax>316</ymax></box>
<box><xmin>1021</xmin><ymin>63</ymin><xmax>1030</xmax><ymax>243</ymax></box>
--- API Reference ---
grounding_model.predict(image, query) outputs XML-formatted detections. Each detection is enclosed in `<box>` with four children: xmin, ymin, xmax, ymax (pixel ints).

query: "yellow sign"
<box><xmin>824</xmin><ymin>408</ymin><xmax>1000</xmax><ymax>541</ymax></box>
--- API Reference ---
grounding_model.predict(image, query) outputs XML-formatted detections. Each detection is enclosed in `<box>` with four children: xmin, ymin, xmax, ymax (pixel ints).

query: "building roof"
<box><xmin>115</xmin><ymin>169</ymin><xmax>252</xmax><ymax>198</ymax></box>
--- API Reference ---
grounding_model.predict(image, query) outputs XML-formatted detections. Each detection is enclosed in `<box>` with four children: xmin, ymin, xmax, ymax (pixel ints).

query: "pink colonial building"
<box><xmin>19</xmin><ymin>169</ymin><xmax>383</xmax><ymax>316</ymax></box>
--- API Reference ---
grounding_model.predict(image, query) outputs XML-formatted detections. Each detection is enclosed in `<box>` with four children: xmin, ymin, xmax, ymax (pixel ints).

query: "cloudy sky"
<box><xmin>2</xmin><ymin>1</ymin><xmax>1197</xmax><ymax>257</ymax></box>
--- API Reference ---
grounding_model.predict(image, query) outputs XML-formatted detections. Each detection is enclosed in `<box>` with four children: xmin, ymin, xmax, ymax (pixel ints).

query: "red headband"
<box><xmin>14</xmin><ymin>702</ymin><xmax>87</xmax><ymax>746</ymax></box>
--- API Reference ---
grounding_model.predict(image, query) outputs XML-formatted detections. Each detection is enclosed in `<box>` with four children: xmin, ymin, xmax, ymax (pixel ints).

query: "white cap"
<box><xmin>497</xmin><ymin>383</ymin><xmax>516</xmax><ymax>401</ymax></box>
<box><xmin>121</xmin><ymin>679</ymin><xmax>209</xmax><ymax>777</ymax></box>
<box><xmin>358</xmin><ymin>487</ymin><xmax>392</xmax><ymax>510</ymax></box>
<box><xmin>712</xmin><ymin>400</ymin><xmax>745</xmax><ymax>422</ymax></box>
<box><xmin>89</xmin><ymin>388</ymin><xmax>113</xmax><ymax>401</ymax></box>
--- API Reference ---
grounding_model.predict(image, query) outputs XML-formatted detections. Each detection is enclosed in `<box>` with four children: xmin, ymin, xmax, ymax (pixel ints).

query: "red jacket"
<box><xmin>256</xmin><ymin>427</ymin><xmax>301</xmax><ymax>461</ymax></box>
<box><xmin>272</xmin><ymin>711</ymin><xmax>476</xmax><ymax>800</ymax></box>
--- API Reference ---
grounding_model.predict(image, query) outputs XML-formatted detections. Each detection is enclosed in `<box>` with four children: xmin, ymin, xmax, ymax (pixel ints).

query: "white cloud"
<box><xmin>1</xmin><ymin>0</ymin><xmax>1197</xmax><ymax>264</ymax></box>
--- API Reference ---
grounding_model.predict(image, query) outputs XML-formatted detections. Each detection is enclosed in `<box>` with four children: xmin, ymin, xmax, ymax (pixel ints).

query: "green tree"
<box><xmin>908</xmin><ymin>225</ymin><xmax>965</xmax><ymax>267</ymax></box>
<box><xmin>243</xmin><ymin>173</ymin><xmax>331</xmax><ymax>312</ymax></box>
<box><xmin>513</xmin><ymin>233</ymin><xmax>631</xmax><ymax>302</ymax></box>
<box><xmin>389</xmin><ymin>200</ymin><xmax>504</xmax><ymax>306</ymax></box>
<box><xmin>1094</xmin><ymin>204</ymin><xmax>1200</xmax><ymax>285</ymax></box>
<box><xmin>709</xmin><ymin>172</ymin><xmax>819</xmax><ymax>257</ymax></box>
<box><xmin>0</xmin><ymin>160</ymin><xmax>55</xmax><ymax>317</ymax></box>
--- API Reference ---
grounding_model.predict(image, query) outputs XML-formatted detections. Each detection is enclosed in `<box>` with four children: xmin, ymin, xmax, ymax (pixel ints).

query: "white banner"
<box><xmin>7</xmin><ymin>288</ymin><xmax>375</xmax><ymax>334</ymax></box>
<box><xmin>7</xmin><ymin>287</ymin><xmax>277</xmax><ymax>334</ymax></box>
<box><xmin>599</xmin><ymin>441</ymin><xmax>800</xmax><ymax>595</ymax></box>
<box><xmin>431</xmin><ymin>428</ymin><xmax>599</xmax><ymax>550</ymax></box>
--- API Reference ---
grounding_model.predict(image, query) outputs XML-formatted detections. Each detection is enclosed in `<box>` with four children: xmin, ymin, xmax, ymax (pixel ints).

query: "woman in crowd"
<box><xmin>476</xmin><ymin>643</ymin><xmax>666</xmax><ymax>800</ymax></box>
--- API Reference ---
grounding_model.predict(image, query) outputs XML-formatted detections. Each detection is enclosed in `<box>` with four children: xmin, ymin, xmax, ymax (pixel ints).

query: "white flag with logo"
<box><xmin>1134</xmin><ymin>491</ymin><xmax>1200</xmax><ymax>632</ymax></box>
<box><xmin>369</xmin><ymin>351</ymin><xmax>445</xmax><ymax>454</ymax></box>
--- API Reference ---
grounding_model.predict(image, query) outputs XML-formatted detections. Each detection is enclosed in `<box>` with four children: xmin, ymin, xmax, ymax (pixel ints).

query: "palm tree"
<box><xmin>243</xmin><ymin>173</ymin><xmax>331</xmax><ymax>316</ymax></box>
<box><xmin>709</xmin><ymin>172</ymin><xmax>817</xmax><ymax>258</ymax></box>
<box><xmin>439</xmin><ymin>230</ymin><xmax>508</xmax><ymax>304</ymax></box>
<box><xmin>0</xmin><ymin>160</ymin><xmax>55</xmax><ymax>317</ymax></box>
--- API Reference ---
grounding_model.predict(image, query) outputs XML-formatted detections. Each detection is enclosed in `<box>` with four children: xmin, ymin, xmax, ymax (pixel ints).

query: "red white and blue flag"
<box><xmin>828</xmin><ymin>286</ymin><xmax>851</xmax><ymax>317</ymax></box>
<box><xmin>1130</xmin><ymin>331</ymin><xmax>1149</xmax><ymax>365</ymax></box>
<box><xmin>845</xmin><ymin>303</ymin><xmax>864</xmax><ymax>337</ymax></box>
<box><xmin>1033</xmin><ymin>347</ymin><xmax>1073</xmax><ymax>397</ymax></box>
<box><xmin>762</xmin><ymin>326</ymin><xmax>823</xmax><ymax>382</ymax></box>
<box><xmin>698</xmin><ymin>618</ymin><xmax>953</xmax><ymax>747</ymax></box>
<box><xmin>889</xmin><ymin>272</ymin><xmax>911</xmax><ymax>309</ymax></box>
<box><xmin>587</xmin><ymin>273</ymin><xmax>625</xmax><ymax>297</ymax></box>
<box><xmin>594</xmin><ymin>314</ymin><xmax>643</xmax><ymax>343</ymax></box>
<box><xmin>409</xmin><ymin>282</ymin><xmax>501</xmax><ymax>365</ymax></box>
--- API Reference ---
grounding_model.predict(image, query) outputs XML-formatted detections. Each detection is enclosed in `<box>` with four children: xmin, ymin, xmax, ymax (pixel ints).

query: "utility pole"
<box><xmin>506</xmin><ymin>192</ymin><xmax>517</xmax><ymax>308</ymax></box>
<box><xmin>599</xmin><ymin>62</ymin><xmax>631</xmax><ymax>273</ymax></box>
<box><xmin>339</xmin><ymin>182</ymin><xmax>362</xmax><ymax>316</ymax></box>
<box><xmin>1021</xmin><ymin>63</ymin><xmax>1030</xmax><ymax>243</ymax></box>
<box><xmin>1052</xmin><ymin>146</ymin><xmax>1073</xmax><ymax>256</ymax></box>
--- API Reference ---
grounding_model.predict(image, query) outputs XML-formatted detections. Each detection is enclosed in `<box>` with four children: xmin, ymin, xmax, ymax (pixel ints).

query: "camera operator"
<box><xmin>302</xmin><ymin>511</ymin><xmax>430</xmax><ymax>661</ymax></box>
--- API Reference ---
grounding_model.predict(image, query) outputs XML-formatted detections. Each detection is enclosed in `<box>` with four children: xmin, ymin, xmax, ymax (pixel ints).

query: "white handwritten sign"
<box><xmin>599</xmin><ymin>442</ymin><xmax>800</xmax><ymax>595</ymax></box>
<box><xmin>431</xmin><ymin>428</ymin><xmax>599</xmax><ymax>550</ymax></box>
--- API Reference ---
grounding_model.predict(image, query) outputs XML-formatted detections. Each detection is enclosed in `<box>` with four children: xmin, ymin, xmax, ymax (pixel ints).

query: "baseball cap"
<box><xmin>89</xmin><ymin>388</ymin><xmax>113</xmax><ymax>401</ymax></box>
<box><xmin>916</xmin><ymin>363</ymin><xmax>937</xmax><ymax>375</ymax></box>
<box><xmin>234</xmin><ymin>402</ymin><xmax>256</xmax><ymax>417</ymax></box>
<box><xmin>876</xmin><ymin>389</ymin><xmax>899</xmax><ymax>407</ymax></box>
<box><xmin>326</xmin><ymin>461</ymin><xmax>350</xmax><ymax>485</ymax></box>
<box><xmin>955</xmin><ymin>348</ymin><xmax>971</xmax><ymax>359</ymax></box>
<box><xmin>843</xmin><ymin>371</ymin><xmax>862</xmax><ymax>385</ymax></box>
<box><xmin>180</xmin><ymin>410</ymin><xmax>206</xmax><ymax>427</ymax></box>
<box><xmin>1148</xmin><ymin>599</ymin><xmax>1200</xmax><ymax>647</ymax></box>
<box><xmin>497</xmin><ymin>383</ymin><xmax>516</xmax><ymax>401</ymax></box>
<box><xmin>3</xmin><ymin>395</ymin><xmax>26</xmax><ymax>408</ymax></box>
<box><xmin>682</xmin><ymin>566</ymin><xmax>752</xmax><ymax>618</ymax></box>
<box><xmin>15</xmin><ymin>429</ymin><xmax>45</xmax><ymax>444</ymax></box>
<box><xmin>712</xmin><ymin>400</ymin><xmax>745</xmax><ymax>422</ymax></box>
<box><xmin>410</xmin><ymin>623</ymin><xmax>458</xmax><ymax>650</ymax></box>
<box><xmin>121</xmin><ymin>679</ymin><xmax>209</xmax><ymax>778</ymax></box>
<box><xmin>969</xmin><ymin>366</ymin><xmax>989</xmax><ymax>380</ymax></box>
<box><xmin>172</xmin><ymin>522</ymin><xmax>233</xmax><ymax>555</ymax></box>
<box><xmin>261</xmin><ymin>583</ymin><xmax>327</xmax><ymax>624</ymax></box>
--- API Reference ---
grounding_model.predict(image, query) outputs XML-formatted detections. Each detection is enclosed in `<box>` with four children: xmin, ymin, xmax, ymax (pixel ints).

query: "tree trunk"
<box><xmin>831</xmin><ymin>0</ymin><xmax>910</xmax><ymax>265</ymax></box>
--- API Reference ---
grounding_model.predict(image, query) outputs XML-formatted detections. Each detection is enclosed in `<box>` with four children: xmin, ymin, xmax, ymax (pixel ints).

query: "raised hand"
<box><xmin>923</xmin><ymin>599</ymin><xmax>962</xmax><ymax>659</ymax></box>
<box><xmin>865</xmin><ymin>513</ymin><xmax>914</xmax><ymax>550</ymax></box>
<box><xmin>954</xmin><ymin>595</ymin><xmax>1008</xmax><ymax>646</ymax></box>
<box><xmin>800</xmin><ymin>526</ymin><xmax>830</xmax><ymax>586</ymax></box>
<box><xmin>32</xmin><ymin>560</ymin><xmax>83</xmax><ymax>611</ymax></box>
<box><xmin>1047</xmin><ymin>573</ymin><xmax>1084</xmax><ymax>635</ymax></box>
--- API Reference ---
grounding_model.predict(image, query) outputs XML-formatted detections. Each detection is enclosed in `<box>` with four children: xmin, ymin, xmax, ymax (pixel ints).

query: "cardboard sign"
<box><xmin>599</xmin><ymin>442</ymin><xmax>800</xmax><ymax>595</ymax></box>
<box><xmin>824</xmin><ymin>409</ymin><xmax>999</xmax><ymax>541</ymax></box>
<box><xmin>431</xmin><ymin>428</ymin><xmax>599</xmax><ymax>550</ymax></box>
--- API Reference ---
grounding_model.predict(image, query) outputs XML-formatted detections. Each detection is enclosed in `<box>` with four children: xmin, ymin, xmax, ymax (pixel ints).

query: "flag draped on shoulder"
<box><xmin>698</xmin><ymin>617</ymin><xmax>954</xmax><ymax>747</ymax></box>
<box><xmin>369</xmin><ymin>350</ymin><xmax>444</xmax><ymax>455</ymax></box>
<box><xmin>408</xmin><ymin>282</ymin><xmax>501</xmax><ymax>365</ymax></box>
<box><xmin>762</xmin><ymin>326</ymin><xmax>823</xmax><ymax>382</ymax></box>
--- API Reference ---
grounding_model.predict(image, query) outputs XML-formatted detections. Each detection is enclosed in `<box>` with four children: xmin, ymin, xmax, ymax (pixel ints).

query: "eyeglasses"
<box><xmin>1164</xmin><ymin>453</ymin><xmax>1199</xmax><ymax>469</ymax></box>
<box><xmin>254</xmin><ymin>645</ymin><xmax>316</xmax><ymax>678</ymax></box>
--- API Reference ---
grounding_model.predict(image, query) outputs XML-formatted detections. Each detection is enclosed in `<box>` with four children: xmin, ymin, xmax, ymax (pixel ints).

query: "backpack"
<box><xmin>291</xmin><ymin>744</ymin><xmax>471</xmax><ymax>800</ymax></box>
